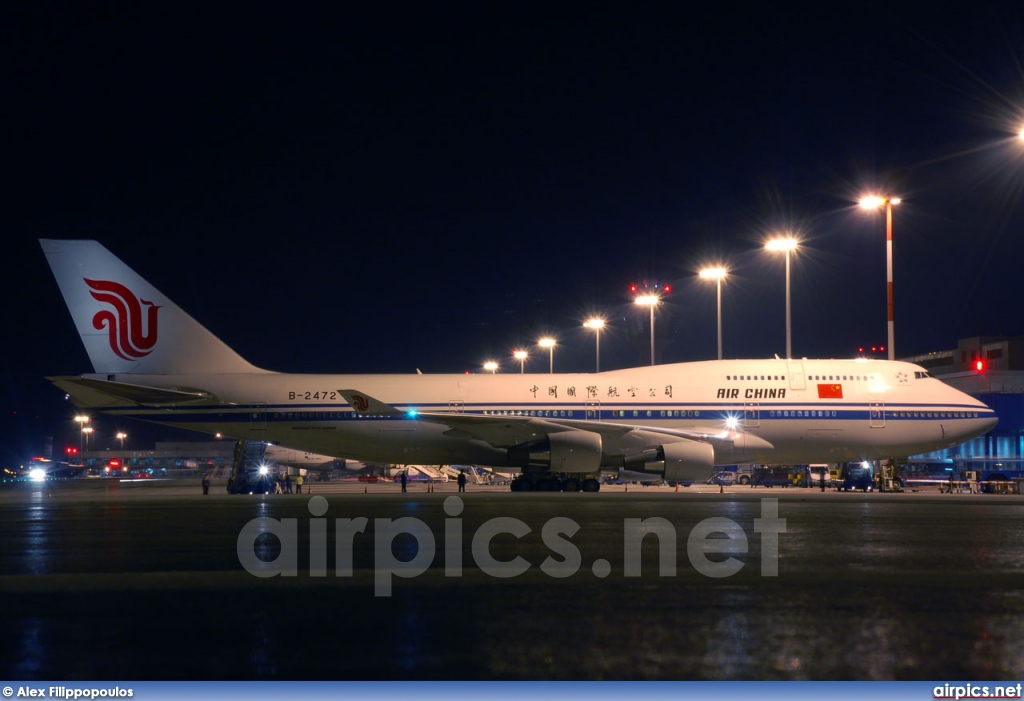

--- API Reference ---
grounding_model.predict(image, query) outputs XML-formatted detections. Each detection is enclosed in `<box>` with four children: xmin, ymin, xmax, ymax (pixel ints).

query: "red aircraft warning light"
<box><xmin>629</xmin><ymin>281</ymin><xmax>671</xmax><ymax>296</ymax></box>
<box><xmin>857</xmin><ymin>346</ymin><xmax>886</xmax><ymax>356</ymax></box>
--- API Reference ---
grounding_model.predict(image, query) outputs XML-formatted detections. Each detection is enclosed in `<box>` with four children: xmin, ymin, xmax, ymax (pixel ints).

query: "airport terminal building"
<box><xmin>906</xmin><ymin>336</ymin><xmax>1024</xmax><ymax>478</ymax></box>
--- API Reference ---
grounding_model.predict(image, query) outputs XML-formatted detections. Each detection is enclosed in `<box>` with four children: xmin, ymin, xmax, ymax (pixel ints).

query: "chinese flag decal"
<box><xmin>817</xmin><ymin>384</ymin><xmax>843</xmax><ymax>399</ymax></box>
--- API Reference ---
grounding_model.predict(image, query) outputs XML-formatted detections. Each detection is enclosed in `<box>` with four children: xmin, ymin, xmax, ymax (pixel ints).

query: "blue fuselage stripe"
<box><xmin>104</xmin><ymin>402</ymin><xmax>995</xmax><ymax>424</ymax></box>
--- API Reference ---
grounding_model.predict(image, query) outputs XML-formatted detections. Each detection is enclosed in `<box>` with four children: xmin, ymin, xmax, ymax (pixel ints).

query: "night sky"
<box><xmin>4</xmin><ymin>2</ymin><xmax>1024</xmax><ymax>464</ymax></box>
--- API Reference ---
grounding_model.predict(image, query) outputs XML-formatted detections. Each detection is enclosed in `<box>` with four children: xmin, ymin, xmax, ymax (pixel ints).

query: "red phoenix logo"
<box><xmin>85</xmin><ymin>278</ymin><xmax>161</xmax><ymax>360</ymax></box>
<box><xmin>351</xmin><ymin>395</ymin><xmax>370</xmax><ymax>412</ymax></box>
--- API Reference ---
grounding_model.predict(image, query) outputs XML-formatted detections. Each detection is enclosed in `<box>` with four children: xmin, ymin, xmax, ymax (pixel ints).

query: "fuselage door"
<box><xmin>250</xmin><ymin>402</ymin><xmax>266</xmax><ymax>430</ymax></box>
<box><xmin>586</xmin><ymin>401</ymin><xmax>601</xmax><ymax>421</ymax></box>
<box><xmin>869</xmin><ymin>402</ymin><xmax>885</xmax><ymax>428</ymax></box>
<box><xmin>744</xmin><ymin>402</ymin><xmax>760</xmax><ymax>428</ymax></box>
<box><xmin>448</xmin><ymin>400</ymin><xmax>464</xmax><ymax>413</ymax></box>
<box><xmin>787</xmin><ymin>362</ymin><xmax>806</xmax><ymax>391</ymax></box>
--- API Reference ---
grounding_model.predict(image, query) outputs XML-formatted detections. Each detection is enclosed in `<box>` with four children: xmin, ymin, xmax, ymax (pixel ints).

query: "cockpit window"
<box><xmin>914</xmin><ymin>371</ymin><xmax>932</xmax><ymax>379</ymax></box>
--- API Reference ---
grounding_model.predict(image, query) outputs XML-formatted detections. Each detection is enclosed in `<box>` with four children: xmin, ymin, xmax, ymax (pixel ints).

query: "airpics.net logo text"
<box><xmin>236</xmin><ymin>496</ymin><xmax>787</xmax><ymax>596</ymax></box>
<box><xmin>933</xmin><ymin>683</ymin><xmax>1023</xmax><ymax>699</ymax></box>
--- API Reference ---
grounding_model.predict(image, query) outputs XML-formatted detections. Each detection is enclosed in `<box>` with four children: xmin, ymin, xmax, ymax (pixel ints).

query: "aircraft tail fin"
<box><xmin>40</xmin><ymin>239</ymin><xmax>263</xmax><ymax>375</ymax></box>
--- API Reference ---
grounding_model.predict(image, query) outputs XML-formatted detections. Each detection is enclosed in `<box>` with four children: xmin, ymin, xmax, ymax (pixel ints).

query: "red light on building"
<box><xmin>975</xmin><ymin>359</ymin><xmax>985</xmax><ymax>372</ymax></box>
<box><xmin>109</xmin><ymin>459</ymin><xmax>121</xmax><ymax>468</ymax></box>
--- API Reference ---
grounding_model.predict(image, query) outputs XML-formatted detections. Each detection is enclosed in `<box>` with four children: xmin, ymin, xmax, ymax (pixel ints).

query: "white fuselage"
<box><xmin>88</xmin><ymin>357</ymin><xmax>996</xmax><ymax>468</ymax></box>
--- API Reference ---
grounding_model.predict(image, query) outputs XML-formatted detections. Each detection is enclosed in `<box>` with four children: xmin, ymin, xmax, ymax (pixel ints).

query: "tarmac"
<box><xmin>1</xmin><ymin>478</ymin><xmax>1023</xmax><ymax>680</ymax></box>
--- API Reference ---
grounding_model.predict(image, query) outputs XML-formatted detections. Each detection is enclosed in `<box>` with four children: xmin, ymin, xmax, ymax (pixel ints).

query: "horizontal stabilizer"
<box><xmin>48</xmin><ymin>376</ymin><xmax>217</xmax><ymax>408</ymax></box>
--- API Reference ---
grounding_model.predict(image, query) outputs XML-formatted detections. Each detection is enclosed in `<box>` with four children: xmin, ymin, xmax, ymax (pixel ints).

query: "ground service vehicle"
<box><xmin>837</xmin><ymin>462</ymin><xmax>875</xmax><ymax>492</ymax></box>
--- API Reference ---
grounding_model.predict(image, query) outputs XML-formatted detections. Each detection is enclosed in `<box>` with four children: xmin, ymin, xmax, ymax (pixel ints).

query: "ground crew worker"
<box><xmin>202</xmin><ymin>472</ymin><xmax>210</xmax><ymax>495</ymax></box>
<box><xmin>295</xmin><ymin>473</ymin><xmax>304</xmax><ymax>494</ymax></box>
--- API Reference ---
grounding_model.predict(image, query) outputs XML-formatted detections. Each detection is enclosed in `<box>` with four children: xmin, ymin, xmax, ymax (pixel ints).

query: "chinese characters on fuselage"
<box><xmin>529</xmin><ymin>385</ymin><xmax>674</xmax><ymax>399</ymax></box>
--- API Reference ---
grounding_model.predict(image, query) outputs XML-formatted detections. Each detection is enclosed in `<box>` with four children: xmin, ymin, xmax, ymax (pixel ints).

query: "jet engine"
<box><xmin>622</xmin><ymin>439</ymin><xmax>715</xmax><ymax>482</ymax></box>
<box><xmin>507</xmin><ymin>430</ymin><xmax>603</xmax><ymax>473</ymax></box>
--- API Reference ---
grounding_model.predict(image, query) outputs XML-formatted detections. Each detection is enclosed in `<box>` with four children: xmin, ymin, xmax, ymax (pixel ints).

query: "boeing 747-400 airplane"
<box><xmin>41</xmin><ymin>239</ymin><xmax>997</xmax><ymax>491</ymax></box>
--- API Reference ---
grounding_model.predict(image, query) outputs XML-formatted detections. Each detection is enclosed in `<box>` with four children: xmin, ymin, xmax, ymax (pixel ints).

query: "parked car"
<box><xmin>708</xmin><ymin>472</ymin><xmax>736</xmax><ymax>486</ymax></box>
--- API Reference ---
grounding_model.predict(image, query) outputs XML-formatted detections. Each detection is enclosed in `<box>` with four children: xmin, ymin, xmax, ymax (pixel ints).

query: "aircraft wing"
<box><xmin>48</xmin><ymin>376</ymin><xmax>218</xmax><ymax>408</ymax></box>
<box><xmin>409</xmin><ymin>411</ymin><xmax>582</xmax><ymax>446</ymax></box>
<box><xmin>414</xmin><ymin>410</ymin><xmax>775</xmax><ymax>453</ymax></box>
<box><xmin>337</xmin><ymin>389</ymin><xmax>774</xmax><ymax>453</ymax></box>
<box><xmin>337</xmin><ymin>388</ymin><xmax>562</xmax><ymax>444</ymax></box>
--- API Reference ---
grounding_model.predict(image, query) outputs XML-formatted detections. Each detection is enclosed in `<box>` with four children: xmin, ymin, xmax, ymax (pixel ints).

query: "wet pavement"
<box><xmin>1</xmin><ymin>479</ymin><xmax>1023</xmax><ymax>680</ymax></box>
